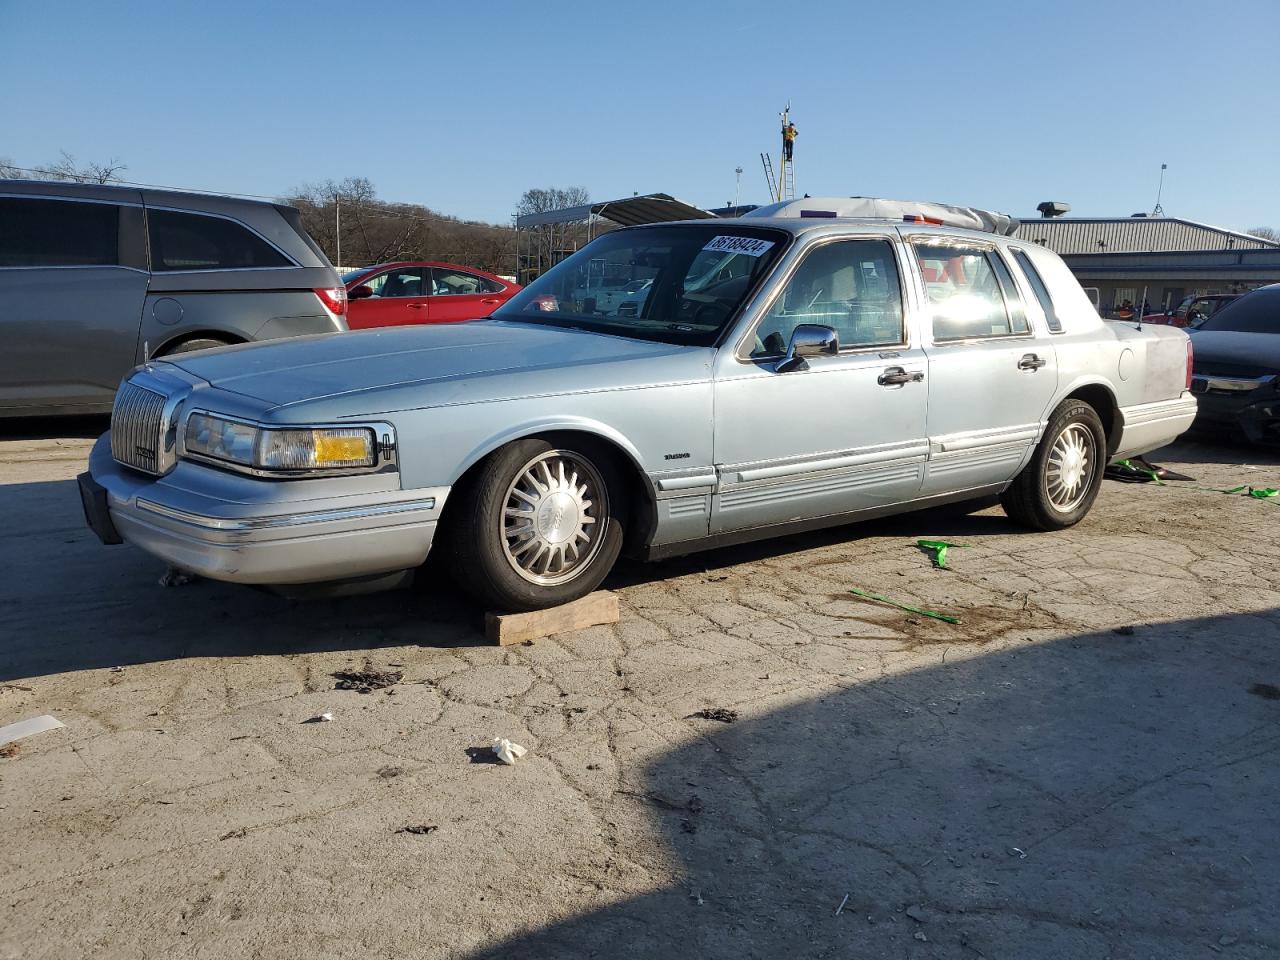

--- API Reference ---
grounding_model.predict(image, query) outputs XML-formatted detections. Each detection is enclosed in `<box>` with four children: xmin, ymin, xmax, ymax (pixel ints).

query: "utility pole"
<box><xmin>334</xmin><ymin>195</ymin><xmax>342</xmax><ymax>269</ymax></box>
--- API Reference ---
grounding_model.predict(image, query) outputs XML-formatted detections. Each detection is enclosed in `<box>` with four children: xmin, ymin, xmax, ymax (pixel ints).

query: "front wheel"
<box><xmin>1001</xmin><ymin>400</ymin><xmax>1106</xmax><ymax>530</ymax></box>
<box><xmin>450</xmin><ymin>438</ymin><xmax>624</xmax><ymax>611</ymax></box>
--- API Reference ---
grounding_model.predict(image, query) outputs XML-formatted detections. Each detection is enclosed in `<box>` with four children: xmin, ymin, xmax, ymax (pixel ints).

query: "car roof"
<box><xmin>0</xmin><ymin>178</ymin><xmax>286</xmax><ymax>212</ymax></box>
<box><xmin>351</xmin><ymin>260</ymin><xmax>503</xmax><ymax>275</ymax></box>
<box><xmin>619</xmin><ymin>216</ymin><xmax>1014</xmax><ymax>246</ymax></box>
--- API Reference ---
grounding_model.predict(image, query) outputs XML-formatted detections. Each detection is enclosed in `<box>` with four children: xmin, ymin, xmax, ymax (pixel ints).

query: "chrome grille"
<box><xmin>110</xmin><ymin>381</ymin><xmax>168</xmax><ymax>474</ymax></box>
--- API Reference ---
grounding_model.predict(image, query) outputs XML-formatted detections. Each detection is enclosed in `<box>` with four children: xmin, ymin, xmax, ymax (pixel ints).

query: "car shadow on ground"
<box><xmin>463</xmin><ymin>608</ymin><xmax>1280</xmax><ymax>959</ymax></box>
<box><xmin>1</xmin><ymin>478</ymin><xmax>1013</xmax><ymax>682</ymax></box>
<box><xmin>0</xmin><ymin>414</ymin><xmax>108</xmax><ymax>441</ymax></box>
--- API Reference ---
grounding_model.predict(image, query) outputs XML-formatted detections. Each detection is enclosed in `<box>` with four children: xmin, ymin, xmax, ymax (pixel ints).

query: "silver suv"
<box><xmin>0</xmin><ymin>180</ymin><xmax>348</xmax><ymax>417</ymax></box>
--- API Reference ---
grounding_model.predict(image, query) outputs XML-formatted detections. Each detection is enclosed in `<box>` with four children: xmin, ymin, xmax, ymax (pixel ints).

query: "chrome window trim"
<box><xmin>145</xmin><ymin>206</ymin><xmax>300</xmax><ymax>270</ymax></box>
<box><xmin>177</xmin><ymin>408</ymin><xmax>399</xmax><ymax>479</ymax></box>
<box><xmin>734</xmin><ymin>232</ymin><xmax>911</xmax><ymax>362</ymax></box>
<box><xmin>0</xmin><ymin>263</ymin><xmax>149</xmax><ymax>274</ymax></box>
<box><xmin>0</xmin><ymin>192</ymin><xmax>143</xmax><ymax>208</ymax></box>
<box><xmin>135</xmin><ymin>497</ymin><xmax>436</xmax><ymax>532</ymax></box>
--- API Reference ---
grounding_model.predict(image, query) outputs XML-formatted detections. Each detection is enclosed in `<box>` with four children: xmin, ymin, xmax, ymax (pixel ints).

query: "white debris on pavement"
<box><xmin>0</xmin><ymin>714</ymin><xmax>65</xmax><ymax>746</ymax></box>
<box><xmin>492</xmin><ymin>738</ymin><xmax>527</xmax><ymax>765</ymax></box>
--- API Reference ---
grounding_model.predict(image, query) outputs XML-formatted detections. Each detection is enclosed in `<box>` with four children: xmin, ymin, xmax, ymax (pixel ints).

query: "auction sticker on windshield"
<box><xmin>702</xmin><ymin>235</ymin><xmax>775</xmax><ymax>257</ymax></box>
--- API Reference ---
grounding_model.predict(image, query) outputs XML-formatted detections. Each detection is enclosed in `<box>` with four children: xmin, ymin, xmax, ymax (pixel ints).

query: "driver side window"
<box><xmin>751</xmin><ymin>238</ymin><xmax>905</xmax><ymax>357</ymax></box>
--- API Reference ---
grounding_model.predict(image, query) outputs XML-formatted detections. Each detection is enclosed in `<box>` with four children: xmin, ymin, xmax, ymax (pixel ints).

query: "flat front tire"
<box><xmin>1001</xmin><ymin>400</ymin><xmax>1106</xmax><ymax>531</ymax></box>
<box><xmin>450</xmin><ymin>438</ymin><xmax>624</xmax><ymax>611</ymax></box>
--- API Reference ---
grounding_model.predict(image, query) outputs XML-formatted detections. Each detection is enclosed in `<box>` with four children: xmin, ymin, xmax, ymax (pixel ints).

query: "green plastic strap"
<box><xmin>1198</xmin><ymin>484</ymin><xmax>1279</xmax><ymax>499</ymax></box>
<box><xmin>1115</xmin><ymin>459</ymin><xmax>1165</xmax><ymax>484</ymax></box>
<box><xmin>849</xmin><ymin>587</ymin><xmax>961</xmax><ymax>624</ymax></box>
<box><xmin>917</xmin><ymin>539</ymin><xmax>964</xmax><ymax>568</ymax></box>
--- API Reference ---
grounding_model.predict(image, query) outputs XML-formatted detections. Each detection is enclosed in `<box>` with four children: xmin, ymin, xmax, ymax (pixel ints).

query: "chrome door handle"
<box><xmin>1018</xmin><ymin>353</ymin><xmax>1047</xmax><ymax>371</ymax></box>
<box><xmin>877</xmin><ymin>366</ymin><xmax>924</xmax><ymax>386</ymax></box>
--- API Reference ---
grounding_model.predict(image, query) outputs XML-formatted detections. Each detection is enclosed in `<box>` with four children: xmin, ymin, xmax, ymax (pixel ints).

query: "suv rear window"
<box><xmin>0</xmin><ymin>197</ymin><xmax>119</xmax><ymax>267</ymax></box>
<box><xmin>1012</xmin><ymin>249</ymin><xmax>1062</xmax><ymax>332</ymax></box>
<box><xmin>148</xmin><ymin>209</ymin><xmax>290</xmax><ymax>272</ymax></box>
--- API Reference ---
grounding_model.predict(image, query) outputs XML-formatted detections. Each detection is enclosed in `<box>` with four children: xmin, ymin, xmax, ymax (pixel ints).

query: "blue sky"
<box><xmin>3</xmin><ymin>0</ymin><xmax>1277</xmax><ymax>231</ymax></box>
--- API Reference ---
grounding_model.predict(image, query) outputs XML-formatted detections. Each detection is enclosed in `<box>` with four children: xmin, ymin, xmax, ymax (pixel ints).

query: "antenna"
<box><xmin>1152</xmin><ymin>163</ymin><xmax>1167</xmax><ymax>217</ymax></box>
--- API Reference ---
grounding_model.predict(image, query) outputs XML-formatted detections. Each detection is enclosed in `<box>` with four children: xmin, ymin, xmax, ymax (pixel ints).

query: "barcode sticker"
<box><xmin>702</xmin><ymin>235</ymin><xmax>775</xmax><ymax>257</ymax></box>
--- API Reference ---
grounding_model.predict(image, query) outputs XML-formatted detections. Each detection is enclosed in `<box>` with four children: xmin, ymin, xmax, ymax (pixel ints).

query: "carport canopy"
<box><xmin>515</xmin><ymin>193</ymin><xmax>714</xmax><ymax>228</ymax></box>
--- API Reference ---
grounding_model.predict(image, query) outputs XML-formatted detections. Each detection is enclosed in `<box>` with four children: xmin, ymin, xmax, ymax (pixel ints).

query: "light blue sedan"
<box><xmin>80</xmin><ymin>199</ymin><xmax>1197</xmax><ymax>610</ymax></box>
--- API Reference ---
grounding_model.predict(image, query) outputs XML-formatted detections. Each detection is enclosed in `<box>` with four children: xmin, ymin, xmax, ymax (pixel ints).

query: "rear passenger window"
<box><xmin>752</xmin><ymin>238</ymin><xmax>904</xmax><ymax>356</ymax></box>
<box><xmin>147</xmin><ymin>209</ymin><xmax>290</xmax><ymax>272</ymax></box>
<box><xmin>0</xmin><ymin>197</ymin><xmax>119</xmax><ymax>267</ymax></box>
<box><xmin>913</xmin><ymin>242</ymin><xmax>1028</xmax><ymax>341</ymax></box>
<box><xmin>1012</xmin><ymin>249</ymin><xmax>1063</xmax><ymax>333</ymax></box>
<box><xmin>432</xmin><ymin>268</ymin><xmax>501</xmax><ymax>295</ymax></box>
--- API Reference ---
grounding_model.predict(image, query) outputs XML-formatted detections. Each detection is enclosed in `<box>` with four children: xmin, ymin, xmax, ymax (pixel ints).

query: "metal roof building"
<box><xmin>1012</xmin><ymin>216</ymin><xmax>1280</xmax><ymax>314</ymax></box>
<box><xmin>1013</xmin><ymin>217</ymin><xmax>1275</xmax><ymax>255</ymax></box>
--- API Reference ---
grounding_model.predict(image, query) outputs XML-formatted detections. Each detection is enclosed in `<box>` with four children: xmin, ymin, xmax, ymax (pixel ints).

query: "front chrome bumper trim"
<box><xmin>135</xmin><ymin>496</ymin><xmax>437</xmax><ymax>532</ymax></box>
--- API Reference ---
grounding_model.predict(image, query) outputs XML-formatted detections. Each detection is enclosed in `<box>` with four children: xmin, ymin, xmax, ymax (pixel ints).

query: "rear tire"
<box><xmin>160</xmin><ymin>337</ymin><xmax>235</xmax><ymax>356</ymax></box>
<box><xmin>1001</xmin><ymin>399</ymin><xmax>1106</xmax><ymax>531</ymax></box>
<box><xmin>450</xmin><ymin>438</ymin><xmax>624</xmax><ymax>611</ymax></box>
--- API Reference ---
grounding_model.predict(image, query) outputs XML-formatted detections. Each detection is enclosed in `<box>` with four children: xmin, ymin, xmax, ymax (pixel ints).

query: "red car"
<box><xmin>342</xmin><ymin>261</ymin><xmax>520</xmax><ymax>329</ymax></box>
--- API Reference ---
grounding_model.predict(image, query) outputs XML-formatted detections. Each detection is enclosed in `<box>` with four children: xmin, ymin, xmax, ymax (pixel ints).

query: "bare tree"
<box><xmin>285</xmin><ymin>178</ymin><xmax>514</xmax><ymax>274</ymax></box>
<box><xmin>0</xmin><ymin>151</ymin><xmax>126</xmax><ymax>183</ymax></box>
<box><xmin>516</xmin><ymin>186</ymin><xmax>591</xmax><ymax>280</ymax></box>
<box><xmin>1247</xmin><ymin>226</ymin><xmax>1280</xmax><ymax>243</ymax></box>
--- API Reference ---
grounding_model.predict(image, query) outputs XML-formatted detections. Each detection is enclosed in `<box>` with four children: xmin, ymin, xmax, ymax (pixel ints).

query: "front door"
<box><xmin>346</xmin><ymin>266</ymin><xmax>432</xmax><ymax>329</ymax></box>
<box><xmin>712</xmin><ymin>237</ymin><xmax>929</xmax><ymax>534</ymax></box>
<box><xmin>910</xmin><ymin>238</ymin><xmax>1059</xmax><ymax>496</ymax></box>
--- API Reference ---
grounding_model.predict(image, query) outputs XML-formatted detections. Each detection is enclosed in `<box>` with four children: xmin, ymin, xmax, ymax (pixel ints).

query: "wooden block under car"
<box><xmin>486</xmin><ymin>591</ymin><xmax>620</xmax><ymax>646</ymax></box>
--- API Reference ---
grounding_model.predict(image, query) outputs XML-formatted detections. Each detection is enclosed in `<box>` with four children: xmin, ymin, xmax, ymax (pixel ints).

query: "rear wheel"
<box><xmin>1001</xmin><ymin>399</ymin><xmax>1106</xmax><ymax>530</ymax></box>
<box><xmin>450</xmin><ymin>438</ymin><xmax>624</xmax><ymax>611</ymax></box>
<box><xmin>160</xmin><ymin>337</ymin><xmax>235</xmax><ymax>356</ymax></box>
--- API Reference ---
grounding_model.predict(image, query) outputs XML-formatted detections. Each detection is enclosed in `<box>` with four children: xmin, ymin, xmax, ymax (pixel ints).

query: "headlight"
<box><xmin>257</xmin><ymin>427</ymin><xmax>375</xmax><ymax>470</ymax></box>
<box><xmin>185</xmin><ymin>412</ymin><xmax>257</xmax><ymax>466</ymax></box>
<box><xmin>183</xmin><ymin>413</ymin><xmax>382</xmax><ymax>475</ymax></box>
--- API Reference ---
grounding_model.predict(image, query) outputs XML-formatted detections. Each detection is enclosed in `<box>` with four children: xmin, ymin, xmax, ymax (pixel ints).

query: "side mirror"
<box><xmin>775</xmin><ymin>324</ymin><xmax>839</xmax><ymax>373</ymax></box>
<box><xmin>348</xmin><ymin>285</ymin><xmax>374</xmax><ymax>301</ymax></box>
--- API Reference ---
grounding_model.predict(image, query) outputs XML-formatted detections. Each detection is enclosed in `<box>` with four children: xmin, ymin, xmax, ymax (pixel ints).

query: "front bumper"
<box><xmin>83</xmin><ymin>435</ymin><xmax>447</xmax><ymax>585</ymax></box>
<box><xmin>1190</xmin><ymin>376</ymin><xmax>1280</xmax><ymax>446</ymax></box>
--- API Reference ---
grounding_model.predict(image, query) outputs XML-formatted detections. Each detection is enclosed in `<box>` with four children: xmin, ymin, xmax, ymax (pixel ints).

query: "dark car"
<box><xmin>1187</xmin><ymin>284</ymin><xmax>1280</xmax><ymax>444</ymax></box>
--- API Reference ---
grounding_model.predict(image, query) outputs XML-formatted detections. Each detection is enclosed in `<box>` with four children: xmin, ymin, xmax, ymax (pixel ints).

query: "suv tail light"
<box><xmin>1186</xmin><ymin>338</ymin><xmax>1194</xmax><ymax>390</ymax></box>
<box><xmin>314</xmin><ymin>286</ymin><xmax>347</xmax><ymax>317</ymax></box>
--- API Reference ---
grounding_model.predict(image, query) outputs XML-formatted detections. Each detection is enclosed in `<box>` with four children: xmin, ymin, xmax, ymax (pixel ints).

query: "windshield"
<box><xmin>492</xmin><ymin>225</ymin><xmax>787</xmax><ymax>345</ymax></box>
<box><xmin>342</xmin><ymin>267</ymin><xmax>375</xmax><ymax>285</ymax></box>
<box><xmin>1196</xmin><ymin>288</ymin><xmax>1279</xmax><ymax>334</ymax></box>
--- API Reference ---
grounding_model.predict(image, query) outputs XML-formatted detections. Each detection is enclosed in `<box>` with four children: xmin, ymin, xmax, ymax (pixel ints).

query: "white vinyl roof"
<box><xmin>743</xmin><ymin>197</ymin><xmax>1020</xmax><ymax>236</ymax></box>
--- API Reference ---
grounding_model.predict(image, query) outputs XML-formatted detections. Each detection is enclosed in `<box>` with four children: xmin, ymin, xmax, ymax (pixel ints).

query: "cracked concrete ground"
<box><xmin>1</xmin><ymin>419</ymin><xmax>1278</xmax><ymax>959</ymax></box>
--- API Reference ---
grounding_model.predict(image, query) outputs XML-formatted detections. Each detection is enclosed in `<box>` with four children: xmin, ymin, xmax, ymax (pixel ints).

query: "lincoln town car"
<box><xmin>79</xmin><ymin>198</ymin><xmax>1198</xmax><ymax>611</ymax></box>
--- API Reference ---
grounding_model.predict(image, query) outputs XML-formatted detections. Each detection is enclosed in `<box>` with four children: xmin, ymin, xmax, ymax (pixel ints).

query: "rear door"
<box><xmin>345</xmin><ymin>266</ymin><xmax>432</xmax><ymax>329</ymax></box>
<box><xmin>911</xmin><ymin>237</ymin><xmax>1059</xmax><ymax>497</ymax></box>
<box><xmin>0</xmin><ymin>193</ymin><xmax>148</xmax><ymax>413</ymax></box>
<box><xmin>428</xmin><ymin>267</ymin><xmax>507</xmax><ymax>323</ymax></box>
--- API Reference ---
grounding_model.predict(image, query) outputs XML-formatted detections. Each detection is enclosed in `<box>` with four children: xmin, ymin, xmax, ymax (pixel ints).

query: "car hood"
<box><xmin>1189</xmin><ymin>330</ymin><xmax>1280</xmax><ymax>370</ymax></box>
<box><xmin>163</xmin><ymin>321</ymin><xmax>712</xmax><ymax>415</ymax></box>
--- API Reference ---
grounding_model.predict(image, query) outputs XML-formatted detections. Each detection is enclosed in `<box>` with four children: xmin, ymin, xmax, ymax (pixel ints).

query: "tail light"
<box><xmin>314</xmin><ymin>286</ymin><xmax>347</xmax><ymax>317</ymax></box>
<box><xmin>1186</xmin><ymin>338</ymin><xmax>1194</xmax><ymax>390</ymax></box>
